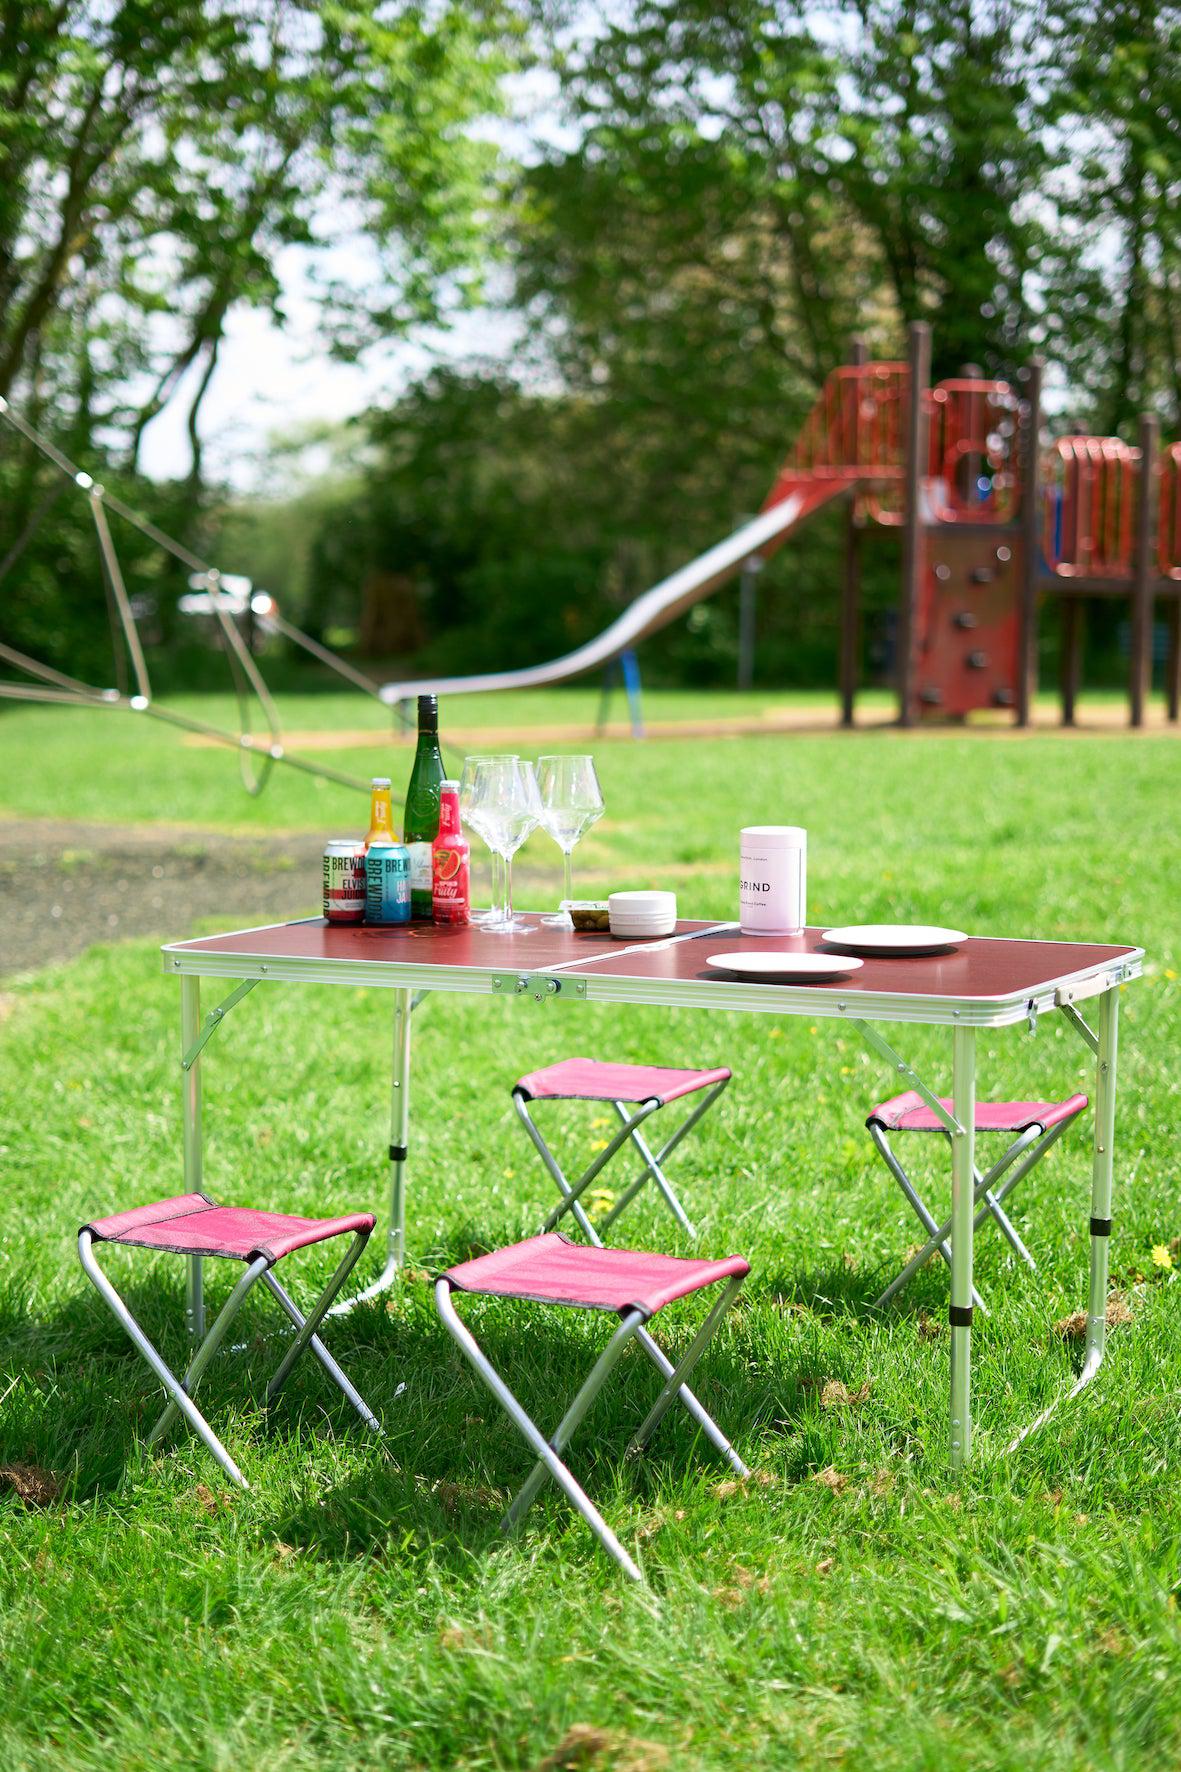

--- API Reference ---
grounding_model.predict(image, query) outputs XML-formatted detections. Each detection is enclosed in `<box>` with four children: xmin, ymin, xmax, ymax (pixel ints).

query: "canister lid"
<box><xmin>741</xmin><ymin>825</ymin><xmax>806</xmax><ymax>847</ymax></box>
<box><xmin>609</xmin><ymin>890</ymin><xmax>677</xmax><ymax>913</ymax></box>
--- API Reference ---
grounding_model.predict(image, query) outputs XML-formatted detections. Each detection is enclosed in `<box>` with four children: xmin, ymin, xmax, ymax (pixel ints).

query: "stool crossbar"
<box><xmin>513</xmin><ymin>1057</ymin><xmax>731</xmax><ymax>1241</ymax></box>
<box><xmin>78</xmin><ymin>1191</ymin><xmax>382</xmax><ymax>1487</ymax></box>
<box><xmin>866</xmin><ymin>1091</ymin><xmax>1089</xmax><ymax>1309</ymax></box>
<box><xmin>436</xmin><ymin>1232</ymin><xmax>750</xmax><ymax>1580</ymax></box>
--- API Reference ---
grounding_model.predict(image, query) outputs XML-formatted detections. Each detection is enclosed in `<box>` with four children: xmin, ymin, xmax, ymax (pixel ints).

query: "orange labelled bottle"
<box><xmin>365</xmin><ymin>777</ymin><xmax>397</xmax><ymax>851</ymax></box>
<box><xmin>432</xmin><ymin>779</ymin><xmax>470</xmax><ymax>926</ymax></box>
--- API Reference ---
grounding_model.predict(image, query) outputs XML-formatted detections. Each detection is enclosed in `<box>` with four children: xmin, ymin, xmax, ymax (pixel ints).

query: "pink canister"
<box><xmin>739</xmin><ymin>825</ymin><xmax>806</xmax><ymax>935</ymax></box>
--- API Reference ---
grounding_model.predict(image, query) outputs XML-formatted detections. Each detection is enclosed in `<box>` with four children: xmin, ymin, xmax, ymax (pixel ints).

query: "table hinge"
<box><xmin>490</xmin><ymin>973</ymin><xmax>587</xmax><ymax>1002</ymax></box>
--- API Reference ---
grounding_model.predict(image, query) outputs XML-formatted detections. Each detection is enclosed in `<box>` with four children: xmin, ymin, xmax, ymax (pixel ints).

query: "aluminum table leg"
<box><xmin>949</xmin><ymin>1024</ymin><xmax>976</xmax><ymax>1468</ymax></box>
<box><xmin>181</xmin><ymin>975</ymin><xmax>204</xmax><ymax>1342</ymax></box>
<box><xmin>331</xmin><ymin>986</ymin><xmax>414</xmax><ymax>1314</ymax></box>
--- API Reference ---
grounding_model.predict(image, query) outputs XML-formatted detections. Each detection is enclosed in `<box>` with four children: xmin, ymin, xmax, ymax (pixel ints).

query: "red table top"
<box><xmin>165</xmin><ymin>916</ymin><xmax>1139</xmax><ymax>1006</ymax></box>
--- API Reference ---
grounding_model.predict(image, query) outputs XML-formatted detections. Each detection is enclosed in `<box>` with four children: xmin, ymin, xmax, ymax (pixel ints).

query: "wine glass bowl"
<box><xmin>469</xmin><ymin>755</ymin><xmax>540</xmax><ymax>934</ymax></box>
<box><xmin>535</xmin><ymin>754</ymin><xmax>604</xmax><ymax>926</ymax></box>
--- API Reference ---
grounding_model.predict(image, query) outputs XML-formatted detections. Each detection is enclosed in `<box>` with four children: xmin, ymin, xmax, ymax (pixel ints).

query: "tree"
<box><xmin>0</xmin><ymin>0</ymin><xmax>524</xmax><ymax>474</ymax></box>
<box><xmin>515</xmin><ymin>0</ymin><xmax>1050</xmax><ymax>390</ymax></box>
<box><xmin>1043</xmin><ymin>0</ymin><xmax>1181</xmax><ymax>432</ymax></box>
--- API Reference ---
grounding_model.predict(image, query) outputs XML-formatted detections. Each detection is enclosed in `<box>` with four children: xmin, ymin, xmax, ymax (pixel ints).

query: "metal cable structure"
<box><xmin>0</xmin><ymin>395</ymin><xmax>410</xmax><ymax>797</ymax></box>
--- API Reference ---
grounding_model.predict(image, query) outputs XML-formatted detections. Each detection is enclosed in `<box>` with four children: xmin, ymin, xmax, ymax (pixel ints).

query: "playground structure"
<box><xmin>381</xmin><ymin>322</ymin><xmax>1181</xmax><ymax>729</ymax></box>
<box><xmin>1</xmin><ymin>319</ymin><xmax>1179</xmax><ymax>803</ymax></box>
<box><xmin>783</xmin><ymin>323</ymin><xmax>1181</xmax><ymax>728</ymax></box>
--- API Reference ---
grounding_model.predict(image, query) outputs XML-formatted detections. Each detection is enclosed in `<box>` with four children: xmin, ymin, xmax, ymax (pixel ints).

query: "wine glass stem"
<box><xmin>492</xmin><ymin>849</ymin><xmax>504</xmax><ymax>915</ymax></box>
<box><xmin>563</xmin><ymin>846</ymin><xmax>574</xmax><ymax>905</ymax></box>
<box><xmin>502</xmin><ymin>852</ymin><xmax>514</xmax><ymax>927</ymax></box>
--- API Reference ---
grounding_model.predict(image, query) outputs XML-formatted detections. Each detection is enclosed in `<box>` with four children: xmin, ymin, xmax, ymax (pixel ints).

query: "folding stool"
<box><xmin>866</xmin><ymin>1090</ymin><xmax>1089</xmax><ymax>1309</ymax></box>
<box><xmin>436</xmin><ymin>1232</ymin><xmax>750</xmax><ymax>1580</ymax></box>
<box><xmin>512</xmin><ymin>1057</ymin><xmax>732</xmax><ymax>1240</ymax></box>
<box><xmin>78</xmin><ymin>1191</ymin><xmax>382</xmax><ymax>1487</ymax></box>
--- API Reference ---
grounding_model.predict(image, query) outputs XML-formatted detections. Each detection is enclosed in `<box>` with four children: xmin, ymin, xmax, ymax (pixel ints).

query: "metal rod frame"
<box><xmin>869</xmin><ymin>1105</ymin><xmax>1085</xmax><ymax>1310</ymax></box>
<box><xmin>435</xmin><ymin>1270</ymin><xmax>747</xmax><ymax>1581</ymax></box>
<box><xmin>516</xmin><ymin>1078</ymin><xmax>730</xmax><ymax>1243</ymax></box>
<box><xmin>79</xmin><ymin>1226</ymin><xmax>380</xmax><ymax>1489</ymax></box>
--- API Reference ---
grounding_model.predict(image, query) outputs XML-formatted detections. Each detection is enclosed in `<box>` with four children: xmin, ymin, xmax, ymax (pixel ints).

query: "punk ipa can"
<box><xmin>365</xmin><ymin>841</ymin><xmax>412</xmax><ymax>925</ymax></box>
<box><xmin>323</xmin><ymin>840</ymin><xmax>366</xmax><ymax>924</ymax></box>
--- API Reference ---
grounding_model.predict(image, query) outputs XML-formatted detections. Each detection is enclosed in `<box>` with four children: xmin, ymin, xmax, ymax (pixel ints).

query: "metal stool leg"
<box><xmin>599</xmin><ymin>1079</ymin><xmax>730</xmax><ymax>1236</ymax></box>
<box><xmin>532</xmin><ymin>1099</ymin><xmax>663</xmax><ymax>1236</ymax></box>
<box><xmin>880</xmin><ymin>1113</ymin><xmax>1083</xmax><ymax>1307</ymax></box>
<box><xmin>148</xmin><ymin>1256</ymin><xmax>271</xmax><ymax>1447</ymax></box>
<box><xmin>265</xmin><ymin>1230</ymin><xmax>372</xmax><ymax>1401</ymax></box>
<box><xmin>513</xmin><ymin>1091</ymin><xmax>602</xmax><ymax>1245</ymax></box>
<box><xmin>262</xmin><ymin>1269</ymin><xmax>381</xmax><ymax>1431</ymax></box>
<box><xmin>633</xmin><ymin>1325</ymin><xmax>748</xmax><ymax>1476</ymax></box>
<box><xmin>870</xmin><ymin>1126</ymin><xmax>986</xmax><ymax>1310</ymax></box>
<box><xmin>628</xmin><ymin>1273</ymin><xmax>746</xmax><ymax>1456</ymax></box>
<box><xmin>78</xmin><ymin>1232</ymin><xmax>254</xmax><ymax>1489</ymax></box>
<box><xmin>499</xmin><ymin>1311</ymin><xmax>646</xmax><ymax>1536</ymax></box>
<box><xmin>436</xmin><ymin>1281</ymin><xmax>643</xmax><ymax>1580</ymax></box>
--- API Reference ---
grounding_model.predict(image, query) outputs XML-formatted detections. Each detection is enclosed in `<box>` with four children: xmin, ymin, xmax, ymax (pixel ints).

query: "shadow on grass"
<box><xmin>1</xmin><ymin>1247</ymin><xmax>806</xmax><ymax>1565</ymax></box>
<box><xmin>0</xmin><ymin>1267</ymin><xmax>410</xmax><ymax>1493</ymax></box>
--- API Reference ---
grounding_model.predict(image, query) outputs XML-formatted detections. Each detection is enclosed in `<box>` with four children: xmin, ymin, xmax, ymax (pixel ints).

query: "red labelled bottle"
<box><xmin>432</xmin><ymin>779</ymin><xmax>471</xmax><ymax>926</ymax></box>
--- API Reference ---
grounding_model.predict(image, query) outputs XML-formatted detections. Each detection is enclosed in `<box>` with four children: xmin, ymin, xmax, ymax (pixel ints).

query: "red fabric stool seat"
<box><xmin>514</xmin><ymin>1057</ymin><xmax>731</xmax><ymax>1107</ymax></box>
<box><xmin>86</xmin><ymin>1191</ymin><xmax>376</xmax><ymax>1265</ymax></box>
<box><xmin>445</xmin><ymin>1232</ymin><xmax>750</xmax><ymax>1319</ymax></box>
<box><xmin>868</xmin><ymin>1091</ymin><xmax>1088</xmax><ymax>1135</ymax></box>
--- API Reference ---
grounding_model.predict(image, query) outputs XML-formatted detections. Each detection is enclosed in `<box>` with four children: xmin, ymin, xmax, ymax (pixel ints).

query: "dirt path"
<box><xmin>0</xmin><ymin>819</ymin><xmax>325</xmax><ymax>979</ymax></box>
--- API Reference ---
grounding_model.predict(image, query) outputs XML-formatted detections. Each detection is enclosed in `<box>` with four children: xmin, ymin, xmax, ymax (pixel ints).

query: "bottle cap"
<box><xmin>372</xmin><ymin>776</ymin><xmax>391</xmax><ymax>788</ymax></box>
<box><xmin>440</xmin><ymin>779</ymin><xmax>459</xmax><ymax>792</ymax></box>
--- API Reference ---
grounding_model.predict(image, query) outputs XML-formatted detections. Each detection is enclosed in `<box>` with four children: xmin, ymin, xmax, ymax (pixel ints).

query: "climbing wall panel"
<box><xmin>913</xmin><ymin>529</ymin><xmax>1023</xmax><ymax>720</ymax></box>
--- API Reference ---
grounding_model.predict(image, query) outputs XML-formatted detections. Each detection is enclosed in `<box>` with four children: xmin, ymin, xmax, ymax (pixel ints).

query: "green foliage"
<box><xmin>0</xmin><ymin>0</ymin><xmax>524</xmax><ymax>462</ymax></box>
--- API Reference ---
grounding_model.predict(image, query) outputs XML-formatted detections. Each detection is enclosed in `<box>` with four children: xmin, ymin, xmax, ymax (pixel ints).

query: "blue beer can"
<box><xmin>365</xmin><ymin>842</ymin><xmax>411</xmax><ymax>924</ymax></box>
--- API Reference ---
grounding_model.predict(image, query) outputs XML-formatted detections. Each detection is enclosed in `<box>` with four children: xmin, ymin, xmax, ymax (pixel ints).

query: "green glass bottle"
<box><xmin>403</xmin><ymin>693</ymin><xmax>446</xmax><ymax>918</ymax></box>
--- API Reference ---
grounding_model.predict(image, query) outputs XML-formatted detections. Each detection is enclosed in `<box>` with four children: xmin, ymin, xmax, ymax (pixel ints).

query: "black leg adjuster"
<box><xmin>1090</xmin><ymin>1216</ymin><xmax>1112</xmax><ymax>1238</ymax></box>
<box><xmin>948</xmin><ymin>1304</ymin><xmax>974</xmax><ymax>1328</ymax></box>
<box><xmin>389</xmin><ymin>1143</ymin><xmax>408</xmax><ymax>1163</ymax></box>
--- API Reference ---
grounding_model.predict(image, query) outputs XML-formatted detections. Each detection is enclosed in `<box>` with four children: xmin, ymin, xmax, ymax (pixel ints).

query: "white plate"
<box><xmin>821</xmin><ymin>924</ymin><xmax>967</xmax><ymax>956</ymax></box>
<box><xmin>705</xmin><ymin>951</ymin><xmax>865</xmax><ymax>982</ymax></box>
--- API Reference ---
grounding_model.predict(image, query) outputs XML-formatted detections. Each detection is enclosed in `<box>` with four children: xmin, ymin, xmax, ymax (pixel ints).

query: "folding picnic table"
<box><xmin>162</xmin><ymin>916</ymin><xmax>1143</xmax><ymax>1466</ymax></box>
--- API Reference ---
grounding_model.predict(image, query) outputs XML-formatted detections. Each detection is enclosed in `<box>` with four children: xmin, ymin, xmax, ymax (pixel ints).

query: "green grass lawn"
<box><xmin>1</xmin><ymin>693</ymin><xmax>1180</xmax><ymax>1770</ymax></box>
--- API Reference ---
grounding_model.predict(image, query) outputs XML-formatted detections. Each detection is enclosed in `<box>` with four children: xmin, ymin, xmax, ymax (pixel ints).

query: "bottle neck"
<box><xmin>436</xmin><ymin>788</ymin><xmax>461</xmax><ymax>838</ymax></box>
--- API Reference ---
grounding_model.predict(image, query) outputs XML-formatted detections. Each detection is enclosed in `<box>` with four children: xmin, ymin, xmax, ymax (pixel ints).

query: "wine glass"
<box><xmin>535</xmin><ymin>754</ymin><xmax>604</xmax><ymax>926</ymax></box>
<box><xmin>459</xmin><ymin>754</ymin><xmax>510</xmax><ymax>926</ymax></box>
<box><xmin>471</xmin><ymin>755</ymin><xmax>540</xmax><ymax>934</ymax></box>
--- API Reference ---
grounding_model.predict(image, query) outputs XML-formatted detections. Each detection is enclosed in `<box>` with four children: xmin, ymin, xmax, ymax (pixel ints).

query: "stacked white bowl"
<box><xmin>608</xmin><ymin>889</ymin><xmax>678</xmax><ymax>939</ymax></box>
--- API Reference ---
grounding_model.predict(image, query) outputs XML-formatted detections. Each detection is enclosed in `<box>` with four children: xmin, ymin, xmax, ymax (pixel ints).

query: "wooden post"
<box><xmin>1060</xmin><ymin>597</ymin><xmax>1083</xmax><ymax>726</ymax></box>
<box><xmin>898</xmin><ymin>321</ymin><xmax>930</xmax><ymax>726</ymax></box>
<box><xmin>1130</xmin><ymin>413</ymin><xmax>1158</xmax><ymax>727</ymax></box>
<box><xmin>1018</xmin><ymin>357</ymin><xmax>1043</xmax><ymax>726</ymax></box>
<box><xmin>840</xmin><ymin>337</ymin><xmax>867</xmax><ymax>727</ymax></box>
<box><xmin>1167</xmin><ymin>598</ymin><xmax>1180</xmax><ymax>722</ymax></box>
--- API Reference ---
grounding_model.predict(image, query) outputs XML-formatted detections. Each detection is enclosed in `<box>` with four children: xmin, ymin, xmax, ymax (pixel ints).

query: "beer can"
<box><xmin>323</xmin><ymin>840</ymin><xmax>366</xmax><ymax>924</ymax></box>
<box><xmin>365</xmin><ymin>841</ymin><xmax>411</xmax><ymax>925</ymax></box>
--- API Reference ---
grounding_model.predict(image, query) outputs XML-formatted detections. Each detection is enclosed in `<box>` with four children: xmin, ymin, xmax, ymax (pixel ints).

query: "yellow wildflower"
<box><xmin>1150</xmin><ymin>1244</ymin><xmax>1173</xmax><ymax>1270</ymax></box>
